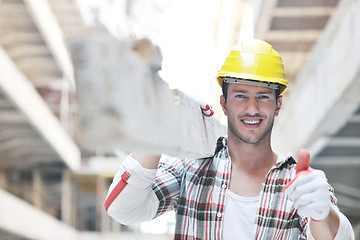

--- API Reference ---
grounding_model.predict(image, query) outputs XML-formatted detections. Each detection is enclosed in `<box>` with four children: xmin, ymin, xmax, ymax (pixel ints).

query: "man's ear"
<box><xmin>275</xmin><ymin>95</ymin><xmax>283</xmax><ymax>116</ymax></box>
<box><xmin>220</xmin><ymin>95</ymin><xmax>228</xmax><ymax>116</ymax></box>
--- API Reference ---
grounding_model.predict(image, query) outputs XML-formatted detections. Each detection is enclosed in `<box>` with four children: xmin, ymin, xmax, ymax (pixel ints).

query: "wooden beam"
<box><xmin>70</xmin><ymin>32</ymin><xmax>226</xmax><ymax>158</ymax></box>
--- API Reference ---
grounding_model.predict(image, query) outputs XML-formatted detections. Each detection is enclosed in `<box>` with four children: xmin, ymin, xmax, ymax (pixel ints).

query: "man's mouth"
<box><xmin>241</xmin><ymin>119</ymin><xmax>262</xmax><ymax>128</ymax></box>
<box><xmin>242</xmin><ymin>119</ymin><xmax>261</xmax><ymax>125</ymax></box>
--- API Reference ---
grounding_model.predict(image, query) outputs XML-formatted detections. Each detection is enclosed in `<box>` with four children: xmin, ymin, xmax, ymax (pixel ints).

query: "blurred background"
<box><xmin>0</xmin><ymin>0</ymin><xmax>359</xmax><ymax>239</ymax></box>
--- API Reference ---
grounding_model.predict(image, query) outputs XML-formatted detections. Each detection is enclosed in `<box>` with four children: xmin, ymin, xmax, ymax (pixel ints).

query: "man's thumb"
<box><xmin>296</xmin><ymin>149</ymin><xmax>310</xmax><ymax>174</ymax></box>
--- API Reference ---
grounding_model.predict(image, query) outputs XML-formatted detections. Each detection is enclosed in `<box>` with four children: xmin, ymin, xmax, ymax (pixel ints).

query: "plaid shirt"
<box><xmin>151</xmin><ymin>137</ymin><xmax>337</xmax><ymax>240</ymax></box>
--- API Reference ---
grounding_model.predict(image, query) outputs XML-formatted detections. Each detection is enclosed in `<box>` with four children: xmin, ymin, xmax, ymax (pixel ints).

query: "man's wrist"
<box><xmin>309</xmin><ymin>206</ymin><xmax>339</xmax><ymax>239</ymax></box>
<box><xmin>131</xmin><ymin>153</ymin><xmax>161</xmax><ymax>169</ymax></box>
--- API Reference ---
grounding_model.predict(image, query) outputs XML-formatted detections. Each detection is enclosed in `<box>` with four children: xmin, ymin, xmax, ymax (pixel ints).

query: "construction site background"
<box><xmin>0</xmin><ymin>0</ymin><xmax>359</xmax><ymax>239</ymax></box>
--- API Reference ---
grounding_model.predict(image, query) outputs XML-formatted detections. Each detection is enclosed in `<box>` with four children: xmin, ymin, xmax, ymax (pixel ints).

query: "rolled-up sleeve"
<box><xmin>307</xmin><ymin>206</ymin><xmax>355</xmax><ymax>240</ymax></box>
<box><xmin>105</xmin><ymin>155</ymin><xmax>159</xmax><ymax>225</ymax></box>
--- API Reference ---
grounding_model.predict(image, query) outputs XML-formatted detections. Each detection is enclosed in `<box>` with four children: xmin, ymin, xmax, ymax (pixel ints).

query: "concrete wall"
<box><xmin>273</xmin><ymin>0</ymin><xmax>360</xmax><ymax>155</ymax></box>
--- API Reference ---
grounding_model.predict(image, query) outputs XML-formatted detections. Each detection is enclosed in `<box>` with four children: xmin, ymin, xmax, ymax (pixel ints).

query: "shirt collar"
<box><xmin>273</xmin><ymin>153</ymin><xmax>295</xmax><ymax>169</ymax></box>
<box><xmin>216</xmin><ymin>137</ymin><xmax>295</xmax><ymax>168</ymax></box>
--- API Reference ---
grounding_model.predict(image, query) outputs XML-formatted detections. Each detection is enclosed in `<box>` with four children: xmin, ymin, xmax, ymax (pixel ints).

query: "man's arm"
<box><xmin>284</xmin><ymin>150</ymin><xmax>354</xmax><ymax>239</ymax></box>
<box><xmin>285</xmin><ymin>170</ymin><xmax>355</xmax><ymax>239</ymax></box>
<box><xmin>105</xmin><ymin>153</ymin><xmax>184</xmax><ymax>224</ymax></box>
<box><xmin>310</xmin><ymin>206</ymin><xmax>339</xmax><ymax>239</ymax></box>
<box><xmin>131</xmin><ymin>153</ymin><xmax>161</xmax><ymax>169</ymax></box>
<box><xmin>105</xmin><ymin>154</ymin><xmax>160</xmax><ymax>224</ymax></box>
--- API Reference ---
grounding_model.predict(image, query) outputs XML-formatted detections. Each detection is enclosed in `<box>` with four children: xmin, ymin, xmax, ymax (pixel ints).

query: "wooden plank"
<box><xmin>70</xmin><ymin>32</ymin><xmax>226</xmax><ymax>158</ymax></box>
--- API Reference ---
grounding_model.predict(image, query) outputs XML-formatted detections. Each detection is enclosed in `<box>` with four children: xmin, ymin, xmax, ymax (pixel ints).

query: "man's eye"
<box><xmin>258</xmin><ymin>95</ymin><xmax>269</xmax><ymax>99</ymax></box>
<box><xmin>235</xmin><ymin>94</ymin><xmax>246</xmax><ymax>98</ymax></box>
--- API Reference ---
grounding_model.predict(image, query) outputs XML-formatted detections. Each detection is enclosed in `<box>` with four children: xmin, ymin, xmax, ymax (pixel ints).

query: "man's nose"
<box><xmin>245</xmin><ymin>97</ymin><xmax>259</xmax><ymax>115</ymax></box>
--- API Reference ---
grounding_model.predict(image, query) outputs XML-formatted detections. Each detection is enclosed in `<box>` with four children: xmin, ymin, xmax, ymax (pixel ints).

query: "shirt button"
<box><xmin>221</xmin><ymin>184</ymin><xmax>227</xmax><ymax>189</ymax></box>
<box><xmin>217</xmin><ymin>213</ymin><xmax>222</xmax><ymax>218</ymax></box>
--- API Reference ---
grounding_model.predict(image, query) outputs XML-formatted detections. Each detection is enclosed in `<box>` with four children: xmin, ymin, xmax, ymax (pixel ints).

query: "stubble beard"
<box><xmin>227</xmin><ymin>113</ymin><xmax>276</xmax><ymax>145</ymax></box>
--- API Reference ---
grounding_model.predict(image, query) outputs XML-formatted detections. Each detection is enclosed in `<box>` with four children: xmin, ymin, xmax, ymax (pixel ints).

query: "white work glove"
<box><xmin>187</xmin><ymin>93</ymin><xmax>214</xmax><ymax>117</ymax></box>
<box><xmin>200</xmin><ymin>103</ymin><xmax>214</xmax><ymax>117</ymax></box>
<box><xmin>284</xmin><ymin>150</ymin><xmax>331</xmax><ymax>221</ymax></box>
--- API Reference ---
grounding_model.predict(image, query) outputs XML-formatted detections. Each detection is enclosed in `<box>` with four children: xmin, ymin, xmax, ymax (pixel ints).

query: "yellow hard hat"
<box><xmin>216</xmin><ymin>39</ymin><xmax>288</xmax><ymax>95</ymax></box>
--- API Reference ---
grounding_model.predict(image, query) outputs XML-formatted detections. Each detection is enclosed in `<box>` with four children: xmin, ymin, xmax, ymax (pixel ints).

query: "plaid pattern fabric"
<box><xmin>152</xmin><ymin>137</ymin><xmax>337</xmax><ymax>240</ymax></box>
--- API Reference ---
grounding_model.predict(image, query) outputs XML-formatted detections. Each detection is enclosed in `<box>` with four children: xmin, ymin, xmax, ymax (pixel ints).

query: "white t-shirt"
<box><xmin>222</xmin><ymin>190</ymin><xmax>259</xmax><ymax>240</ymax></box>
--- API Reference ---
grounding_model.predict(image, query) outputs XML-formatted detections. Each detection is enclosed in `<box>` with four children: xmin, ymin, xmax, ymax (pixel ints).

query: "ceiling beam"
<box><xmin>336</xmin><ymin>195</ymin><xmax>360</xmax><ymax>210</ymax></box>
<box><xmin>0</xmin><ymin>110</ymin><xmax>28</xmax><ymax>123</ymax></box>
<box><xmin>0</xmin><ymin>46</ymin><xmax>80</xmax><ymax>171</ymax></box>
<box><xmin>332</xmin><ymin>182</ymin><xmax>360</xmax><ymax>199</ymax></box>
<box><xmin>0</xmin><ymin>99</ymin><xmax>15</xmax><ymax>110</ymax></box>
<box><xmin>0</xmin><ymin>2</ymin><xmax>27</xmax><ymax>13</ymax></box>
<box><xmin>23</xmin><ymin>0</ymin><xmax>75</xmax><ymax>89</ymax></box>
<box><xmin>264</xmin><ymin>30</ymin><xmax>322</xmax><ymax>41</ymax></box>
<box><xmin>273</xmin><ymin>7</ymin><xmax>334</xmax><ymax>17</ymax></box>
<box><xmin>312</xmin><ymin>157</ymin><xmax>360</xmax><ymax>167</ymax></box>
<box><xmin>0</xmin><ymin>33</ymin><xmax>43</xmax><ymax>46</ymax></box>
<box><xmin>7</xmin><ymin>146</ymin><xmax>55</xmax><ymax>158</ymax></box>
<box><xmin>350</xmin><ymin>114</ymin><xmax>360</xmax><ymax>123</ymax></box>
<box><xmin>7</xmin><ymin>45</ymin><xmax>51</xmax><ymax>58</ymax></box>
<box><xmin>0</xmin><ymin>138</ymin><xmax>50</xmax><ymax>153</ymax></box>
<box><xmin>328</xmin><ymin>137</ymin><xmax>360</xmax><ymax>147</ymax></box>
<box><xmin>0</xmin><ymin>129</ymin><xmax>38</xmax><ymax>141</ymax></box>
<box><xmin>255</xmin><ymin>0</ymin><xmax>278</xmax><ymax>39</ymax></box>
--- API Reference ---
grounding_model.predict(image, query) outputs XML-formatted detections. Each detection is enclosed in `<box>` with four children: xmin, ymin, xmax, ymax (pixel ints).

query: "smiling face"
<box><xmin>220</xmin><ymin>83</ymin><xmax>282</xmax><ymax>145</ymax></box>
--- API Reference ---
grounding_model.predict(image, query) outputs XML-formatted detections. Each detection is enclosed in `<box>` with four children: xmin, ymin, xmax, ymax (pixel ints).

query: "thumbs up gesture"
<box><xmin>284</xmin><ymin>149</ymin><xmax>331</xmax><ymax>221</ymax></box>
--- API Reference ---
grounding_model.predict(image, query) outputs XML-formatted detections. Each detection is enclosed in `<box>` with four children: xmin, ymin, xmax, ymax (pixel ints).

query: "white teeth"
<box><xmin>243</xmin><ymin>120</ymin><xmax>260</xmax><ymax>125</ymax></box>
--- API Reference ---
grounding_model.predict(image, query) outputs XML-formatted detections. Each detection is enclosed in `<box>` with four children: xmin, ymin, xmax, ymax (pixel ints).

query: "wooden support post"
<box><xmin>61</xmin><ymin>170</ymin><xmax>72</xmax><ymax>226</ymax></box>
<box><xmin>0</xmin><ymin>171</ymin><xmax>7</xmax><ymax>189</ymax></box>
<box><xmin>70</xmin><ymin>30</ymin><xmax>226</xmax><ymax>158</ymax></box>
<box><xmin>32</xmin><ymin>169</ymin><xmax>43</xmax><ymax>209</ymax></box>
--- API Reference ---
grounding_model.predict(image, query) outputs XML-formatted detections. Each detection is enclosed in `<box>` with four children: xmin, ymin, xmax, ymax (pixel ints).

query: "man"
<box><xmin>105</xmin><ymin>39</ymin><xmax>354</xmax><ymax>239</ymax></box>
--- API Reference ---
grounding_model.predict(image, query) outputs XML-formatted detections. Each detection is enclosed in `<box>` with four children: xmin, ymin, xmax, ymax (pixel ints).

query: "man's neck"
<box><xmin>227</xmin><ymin>135</ymin><xmax>278</xmax><ymax>197</ymax></box>
<box><xmin>227</xmin><ymin>135</ymin><xmax>277</xmax><ymax>173</ymax></box>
